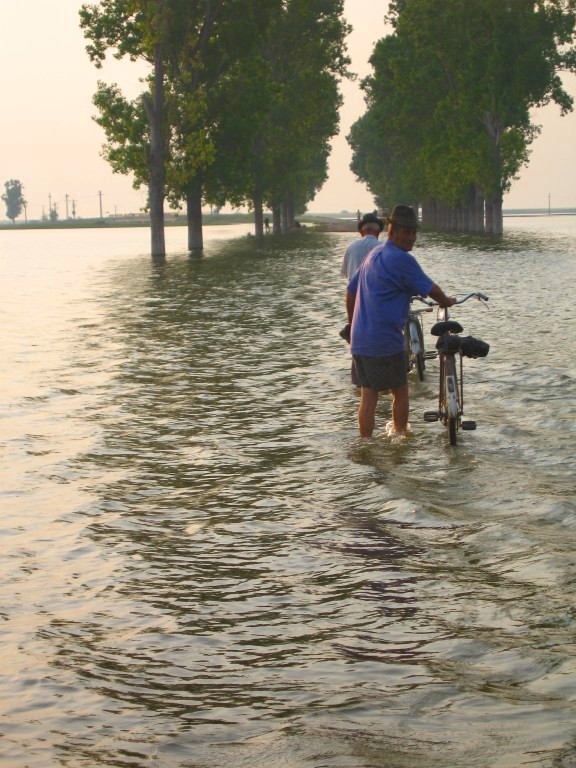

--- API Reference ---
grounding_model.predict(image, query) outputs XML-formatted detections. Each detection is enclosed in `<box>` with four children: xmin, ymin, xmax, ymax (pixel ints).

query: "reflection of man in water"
<box><xmin>340</xmin><ymin>213</ymin><xmax>383</xmax><ymax>280</ymax></box>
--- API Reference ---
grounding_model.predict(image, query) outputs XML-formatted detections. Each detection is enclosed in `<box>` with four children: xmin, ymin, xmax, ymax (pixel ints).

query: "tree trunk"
<box><xmin>492</xmin><ymin>194</ymin><xmax>504</xmax><ymax>235</ymax></box>
<box><xmin>280</xmin><ymin>201</ymin><xmax>290</xmax><ymax>235</ymax></box>
<box><xmin>253</xmin><ymin>193</ymin><xmax>264</xmax><ymax>239</ymax></box>
<box><xmin>473</xmin><ymin>185</ymin><xmax>485</xmax><ymax>234</ymax></box>
<box><xmin>284</xmin><ymin>193</ymin><xmax>298</xmax><ymax>229</ymax></box>
<box><xmin>272</xmin><ymin>205</ymin><xmax>282</xmax><ymax>234</ymax></box>
<box><xmin>482</xmin><ymin>112</ymin><xmax>505</xmax><ymax>236</ymax></box>
<box><xmin>485</xmin><ymin>197</ymin><xmax>495</xmax><ymax>234</ymax></box>
<box><xmin>143</xmin><ymin>43</ymin><xmax>166</xmax><ymax>258</ymax></box>
<box><xmin>186</xmin><ymin>181</ymin><xmax>204</xmax><ymax>250</ymax></box>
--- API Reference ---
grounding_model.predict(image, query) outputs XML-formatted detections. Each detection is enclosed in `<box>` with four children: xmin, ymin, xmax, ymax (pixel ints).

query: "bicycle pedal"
<box><xmin>425</xmin><ymin>351</ymin><xmax>438</xmax><ymax>359</ymax></box>
<box><xmin>461</xmin><ymin>420</ymin><xmax>477</xmax><ymax>430</ymax></box>
<box><xmin>424</xmin><ymin>411</ymin><xmax>439</xmax><ymax>422</ymax></box>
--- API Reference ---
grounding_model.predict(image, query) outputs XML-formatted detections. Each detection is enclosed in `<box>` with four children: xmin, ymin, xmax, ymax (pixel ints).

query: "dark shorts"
<box><xmin>353</xmin><ymin>352</ymin><xmax>408</xmax><ymax>391</ymax></box>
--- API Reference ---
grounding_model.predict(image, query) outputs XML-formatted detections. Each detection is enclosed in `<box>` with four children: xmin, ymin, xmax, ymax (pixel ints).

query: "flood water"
<box><xmin>1</xmin><ymin>217</ymin><xmax>576</xmax><ymax>768</ymax></box>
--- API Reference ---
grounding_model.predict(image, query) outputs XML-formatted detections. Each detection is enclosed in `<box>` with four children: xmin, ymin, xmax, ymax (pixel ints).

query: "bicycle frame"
<box><xmin>423</xmin><ymin>292</ymin><xmax>489</xmax><ymax>446</ymax></box>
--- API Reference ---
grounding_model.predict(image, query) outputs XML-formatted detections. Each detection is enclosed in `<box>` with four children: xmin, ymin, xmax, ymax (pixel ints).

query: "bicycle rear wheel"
<box><xmin>416</xmin><ymin>323</ymin><xmax>425</xmax><ymax>381</ymax></box>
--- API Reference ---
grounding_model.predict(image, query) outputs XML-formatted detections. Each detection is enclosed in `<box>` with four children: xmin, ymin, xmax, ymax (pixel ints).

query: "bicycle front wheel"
<box><xmin>448</xmin><ymin>415</ymin><xmax>457</xmax><ymax>446</ymax></box>
<box><xmin>444</xmin><ymin>355</ymin><xmax>460</xmax><ymax>446</ymax></box>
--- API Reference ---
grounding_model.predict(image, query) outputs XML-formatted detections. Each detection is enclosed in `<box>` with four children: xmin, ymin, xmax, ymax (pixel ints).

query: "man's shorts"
<box><xmin>352</xmin><ymin>352</ymin><xmax>408</xmax><ymax>391</ymax></box>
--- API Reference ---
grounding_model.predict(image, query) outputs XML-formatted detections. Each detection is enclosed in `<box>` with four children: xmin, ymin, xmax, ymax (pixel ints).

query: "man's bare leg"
<box><xmin>358</xmin><ymin>387</ymin><xmax>379</xmax><ymax>437</ymax></box>
<box><xmin>391</xmin><ymin>384</ymin><xmax>409</xmax><ymax>434</ymax></box>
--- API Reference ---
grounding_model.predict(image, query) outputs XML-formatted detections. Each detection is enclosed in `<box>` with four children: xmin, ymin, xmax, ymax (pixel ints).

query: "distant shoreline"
<box><xmin>1</xmin><ymin>208</ymin><xmax>576</xmax><ymax>232</ymax></box>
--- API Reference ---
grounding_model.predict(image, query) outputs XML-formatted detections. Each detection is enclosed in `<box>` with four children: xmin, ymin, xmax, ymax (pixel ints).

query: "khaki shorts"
<box><xmin>353</xmin><ymin>352</ymin><xmax>408</xmax><ymax>391</ymax></box>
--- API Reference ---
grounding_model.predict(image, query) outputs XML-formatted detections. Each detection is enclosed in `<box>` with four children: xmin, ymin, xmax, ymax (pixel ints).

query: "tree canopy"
<box><xmin>349</xmin><ymin>0</ymin><xmax>576</xmax><ymax>234</ymax></box>
<box><xmin>80</xmin><ymin>0</ymin><xmax>350</xmax><ymax>254</ymax></box>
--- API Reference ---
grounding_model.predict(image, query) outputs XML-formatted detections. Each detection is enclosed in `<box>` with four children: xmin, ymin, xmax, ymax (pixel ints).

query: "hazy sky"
<box><xmin>1</xmin><ymin>0</ymin><xmax>575</xmax><ymax>220</ymax></box>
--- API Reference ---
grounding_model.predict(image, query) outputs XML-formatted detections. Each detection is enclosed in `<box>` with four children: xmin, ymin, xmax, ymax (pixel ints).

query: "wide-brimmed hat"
<box><xmin>357</xmin><ymin>212</ymin><xmax>384</xmax><ymax>233</ymax></box>
<box><xmin>387</xmin><ymin>204</ymin><xmax>420</xmax><ymax>230</ymax></box>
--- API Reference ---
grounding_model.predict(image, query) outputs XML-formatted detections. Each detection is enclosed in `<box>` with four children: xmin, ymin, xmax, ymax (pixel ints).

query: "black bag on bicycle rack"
<box><xmin>436</xmin><ymin>334</ymin><xmax>489</xmax><ymax>358</ymax></box>
<box><xmin>460</xmin><ymin>336</ymin><xmax>490</xmax><ymax>358</ymax></box>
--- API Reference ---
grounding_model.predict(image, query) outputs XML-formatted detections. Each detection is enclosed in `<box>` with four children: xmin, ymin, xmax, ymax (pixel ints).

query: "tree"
<box><xmin>81</xmin><ymin>0</ymin><xmax>217</xmax><ymax>257</ymax></box>
<box><xmin>82</xmin><ymin>0</ymin><xmax>282</xmax><ymax>252</ymax></box>
<box><xmin>81</xmin><ymin>0</ymin><xmax>167</xmax><ymax>255</ymax></box>
<box><xmin>164</xmin><ymin>0</ymin><xmax>282</xmax><ymax>248</ymax></box>
<box><xmin>2</xmin><ymin>179</ymin><xmax>26</xmax><ymax>223</ymax></box>
<box><xmin>349</xmin><ymin>0</ymin><xmax>576</xmax><ymax>234</ymax></box>
<box><xmin>205</xmin><ymin>0</ymin><xmax>350</xmax><ymax>236</ymax></box>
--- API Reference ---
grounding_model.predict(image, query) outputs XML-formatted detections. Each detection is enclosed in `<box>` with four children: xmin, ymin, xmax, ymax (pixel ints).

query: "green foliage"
<box><xmin>204</xmin><ymin>0</ymin><xmax>350</xmax><ymax>214</ymax></box>
<box><xmin>93</xmin><ymin>81</ymin><xmax>151</xmax><ymax>187</ymax></box>
<box><xmin>2</xmin><ymin>179</ymin><xmax>26</xmax><ymax>223</ymax></box>
<box><xmin>80</xmin><ymin>0</ymin><xmax>350</xmax><ymax>225</ymax></box>
<box><xmin>349</xmin><ymin>0</ymin><xmax>576</xmax><ymax>218</ymax></box>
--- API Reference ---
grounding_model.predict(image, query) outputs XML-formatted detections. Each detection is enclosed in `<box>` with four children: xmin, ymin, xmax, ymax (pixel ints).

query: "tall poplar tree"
<box><xmin>205</xmin><ymin>0</ymin><xmax>350</xmax><ymax>236</ymax></box>
<box><xmin>81</xmin><ymin>0</ymin><xmax>281</xmax><ymax>252</ymax></box>
<box><xmin>80</xmin><ymin>0</ymin><xmax>179</xmax><ymax>256</ymax></box>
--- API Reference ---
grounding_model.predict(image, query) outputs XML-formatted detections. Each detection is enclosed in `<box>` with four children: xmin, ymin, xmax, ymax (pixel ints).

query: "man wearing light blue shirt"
<box><xmin>340</xmin><ymin>213</ymin><xmax>383</xmax><ymax>280</ymax></box>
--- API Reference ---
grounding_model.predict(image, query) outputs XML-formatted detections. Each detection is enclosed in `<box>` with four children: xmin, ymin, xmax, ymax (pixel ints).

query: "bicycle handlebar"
<box><xmin>413</xmin><ymin>292</ymin><xmax>489</xmax><ymax>307</ymax></box>
<box><xmin>454</xmin><ymin>292</ymin><xmax>489</xmax><ymax>305</ymax></box>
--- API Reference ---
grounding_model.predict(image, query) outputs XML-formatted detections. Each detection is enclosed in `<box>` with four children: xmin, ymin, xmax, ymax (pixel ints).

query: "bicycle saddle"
<box><xmin>431</xmin><ymin>320</ymin><xmax>463</xmax><ymax>336</ymax></box>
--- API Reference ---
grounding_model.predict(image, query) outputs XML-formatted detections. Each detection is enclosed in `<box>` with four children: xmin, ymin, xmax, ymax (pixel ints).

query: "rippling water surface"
<box><xmin>1</xmin><ymin>218</ymin><xmax>576</xmax><ymax>768</ymax></box>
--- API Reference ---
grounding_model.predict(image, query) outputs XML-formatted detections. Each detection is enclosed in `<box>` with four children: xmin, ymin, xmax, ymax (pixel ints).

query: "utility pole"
<box><xmin>65</xmin><ymin>194</ymin><xmax>69</xmax><ymax>219</ymax></box>
<box><xmin>48</xmin><ymin>193</ymin><xmax>52</xmax><ymax>214</ymax></box>
<box><xmin>98</xmin><ymin>190</ymin><xmax>103</xmax><ymax>219</ymax></box>
<box><xmin>548</xmin><ymin>193</ymin><xmax>551</xmax><ymax>215</ymax></box>
<box><xmin>72</xmin><ymin>200</ymin><xmax>77</xmax><ymax>219</ymax></box>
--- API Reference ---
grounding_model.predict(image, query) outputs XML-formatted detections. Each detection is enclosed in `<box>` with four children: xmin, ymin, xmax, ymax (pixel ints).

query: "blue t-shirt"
<box><xmin>347</xmin><ymin>240</ymin><xmax>433</xmax><ymax>356</ymax></box>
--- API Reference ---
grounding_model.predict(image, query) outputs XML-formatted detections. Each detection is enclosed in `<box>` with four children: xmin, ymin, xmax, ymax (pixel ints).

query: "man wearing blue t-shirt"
<box><xmin>346</xmin><ymin>205</ymin><xmax>455</xmax><ymax>438</ymax></box>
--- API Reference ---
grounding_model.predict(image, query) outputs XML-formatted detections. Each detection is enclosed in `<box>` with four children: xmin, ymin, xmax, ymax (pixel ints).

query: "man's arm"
<box><xmin>340</xmin><ymin>246</ymin><xmax>351</xmax><ymax>278</ymax></box>
<box><xmin>428</xmin><ymin>282</ymin><xmax>456</xmax><ymax>308</ymax></box>
<box><xmin>346</xmin><ymin>289</ymin><xmax>356</xmax><ymax>323</ymax></box>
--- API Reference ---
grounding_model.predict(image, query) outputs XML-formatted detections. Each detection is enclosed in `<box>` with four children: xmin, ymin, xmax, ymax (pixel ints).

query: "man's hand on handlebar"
<box><xmin>428</xmin><ymin>283</ymin><xmax>456</xmax><ymax>308</ymax></box>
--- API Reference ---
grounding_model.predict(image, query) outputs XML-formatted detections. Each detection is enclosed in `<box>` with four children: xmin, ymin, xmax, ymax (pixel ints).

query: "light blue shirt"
<box><xmin>340</xmin><ymin>234</ymin><xmax>380</xmax><ymax>279</ymax></box>
<box><xmin>347</xmin><ymin>240</ymin><xmax>433</xmax><ymax>356</ymax></box>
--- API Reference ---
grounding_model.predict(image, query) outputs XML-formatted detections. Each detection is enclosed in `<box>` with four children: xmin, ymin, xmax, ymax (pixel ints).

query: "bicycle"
<box><xmin>423</xmin><ymin>292</ymin><xmax>490</xmax><ymax>446</ymax></box>
<box><xmin>406</xmin><ymin>297</ymin><xmax>436</xmax><ymax>381</ymax></box>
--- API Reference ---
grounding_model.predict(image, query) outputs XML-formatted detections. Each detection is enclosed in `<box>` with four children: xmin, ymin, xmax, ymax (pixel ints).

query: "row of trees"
<box><xmin>348</xmin><ymin>0</ymin><xmax>576</xmax><ymax>235</ymax></box>
<box><xmin>80</xmin><ymin>0</ymin><xmax>351</xmax><ymax>256</ymax></box>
